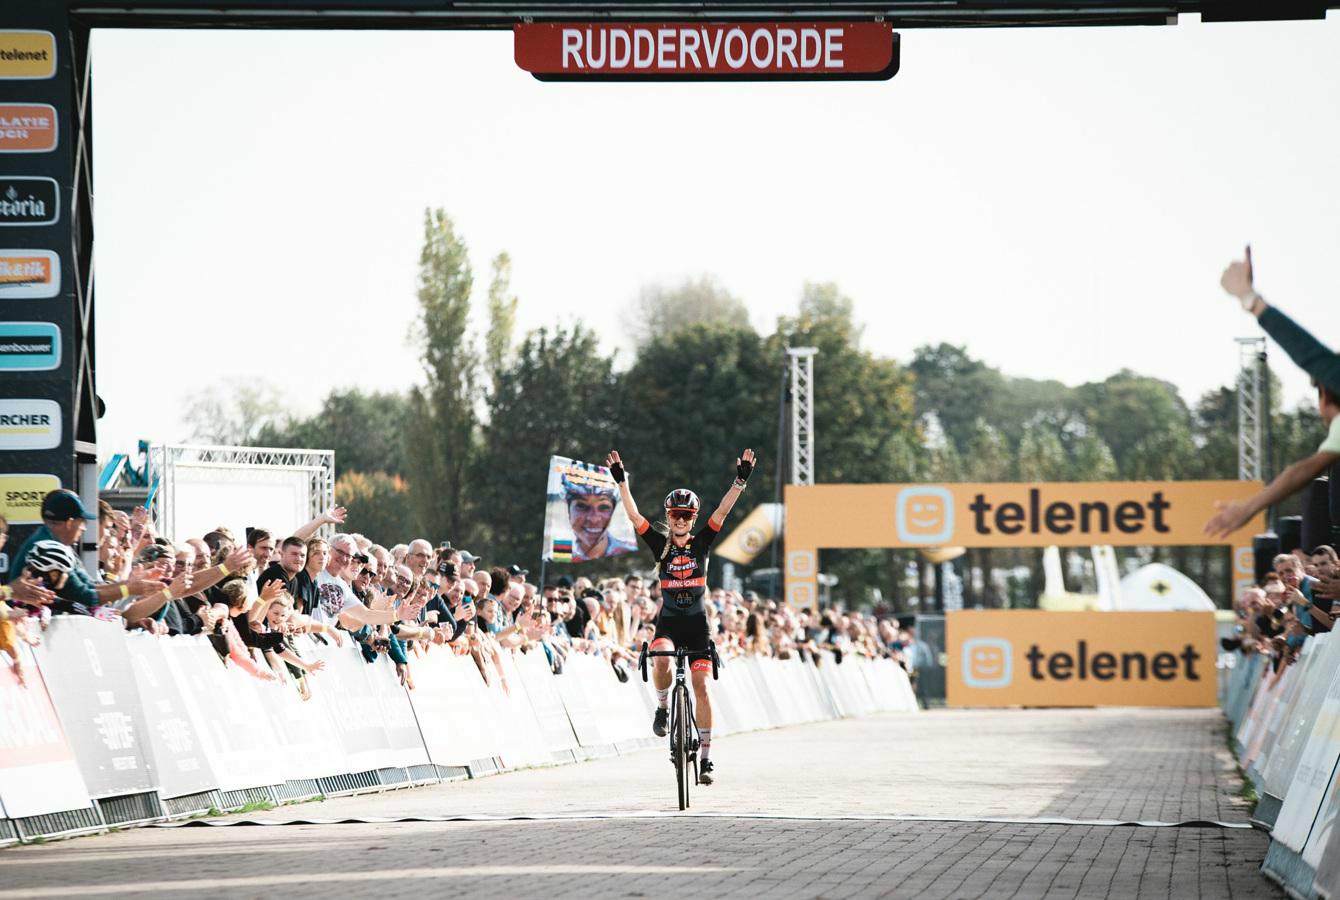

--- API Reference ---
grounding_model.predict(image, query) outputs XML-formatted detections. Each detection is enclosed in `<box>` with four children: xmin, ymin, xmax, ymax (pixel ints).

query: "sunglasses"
<box><xmin>668</xmin><ymin>509</ymin><xmax>696</xmax><ymax>522</ymax></box>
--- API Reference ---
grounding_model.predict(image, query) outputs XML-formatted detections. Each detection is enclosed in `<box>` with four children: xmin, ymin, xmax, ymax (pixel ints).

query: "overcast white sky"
<box><xmin>90</xmin><ymin>15</ymin><xmax>1340</xmax><ymax>462</ymax></box>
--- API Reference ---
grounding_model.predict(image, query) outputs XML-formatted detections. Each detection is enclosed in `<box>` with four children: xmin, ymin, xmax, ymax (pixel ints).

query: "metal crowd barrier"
<box><xmin>0</xmin><ymin>618</ymin><xmax>918</xmax><ymax>843</ymax></box>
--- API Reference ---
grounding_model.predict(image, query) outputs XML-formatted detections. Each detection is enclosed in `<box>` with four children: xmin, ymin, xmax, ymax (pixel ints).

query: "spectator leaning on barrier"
<box><xmin>1207</xmin><ymin>247</ymin><xmax>1340</xmax><ymax>538</ymax></box>
<box><xmin>314</xmin><ymin>534</ymin><xmax>396</xmax><ymax>631</ymax></box>
<box><xmin>6</xmin><ymin>490</ymin><xmax>201</xmax><ymax>618</ymax></box>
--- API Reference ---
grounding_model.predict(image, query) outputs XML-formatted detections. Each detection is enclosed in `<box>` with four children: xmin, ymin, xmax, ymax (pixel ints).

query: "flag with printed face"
<box><xmin>541</xmin><ymin>456</ymin><xmax>639</xmax><ymax>563</ymax></box>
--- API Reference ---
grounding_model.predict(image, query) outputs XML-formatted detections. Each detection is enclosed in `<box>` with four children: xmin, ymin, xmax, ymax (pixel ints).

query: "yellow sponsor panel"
<box><xmin>0</xmin><ymin>32</ymin><xmax>56</xmax><ymax>80</ymax></box>
<box><xmin>786</xmin><ymin>481</ymin><xmax>1263</xmax><ymax>549</ymax></box>
<box><xmin>947</xmin><ymin>610</ymin><xmax>1217</xmax><ymax>708</ymax></box>
<box><xmin>0</xmin><ymin>473</ymin><xmax>60</xmax><ymax>525</ymax></box>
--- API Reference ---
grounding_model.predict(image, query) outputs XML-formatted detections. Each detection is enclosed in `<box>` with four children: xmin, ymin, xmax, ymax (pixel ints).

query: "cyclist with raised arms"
<box><xmin>605</xmin><ymin>446</ymin><xmax>756</xmax><ymax>785</ymax></box>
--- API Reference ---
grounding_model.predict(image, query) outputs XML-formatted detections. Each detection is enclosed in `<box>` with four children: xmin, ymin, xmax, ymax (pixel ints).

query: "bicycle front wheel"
<box><xmin>674</xmin><ymin>686</ymin><xmax>691</xmax><ymax>810</ymax></box>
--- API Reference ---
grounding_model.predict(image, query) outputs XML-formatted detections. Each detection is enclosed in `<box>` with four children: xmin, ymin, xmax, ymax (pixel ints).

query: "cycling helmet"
<box><xmin>664</xmin><ymin>489</ymin><xmax>701</xmax><ymax>514</ymax></box>
<box><xmin>561</xmin><ymin>465</ymin><xmax>619</xmax><ymax>503</ymax></box>
<box><xmin>25</xmin><ymin>540</ymin><xmax>79</xmax><ymax>575</ymax></box>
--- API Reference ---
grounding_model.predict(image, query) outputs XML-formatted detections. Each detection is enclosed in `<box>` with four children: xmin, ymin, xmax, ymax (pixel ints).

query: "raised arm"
<box><xmin>606</xmin><ymin>450</ymin><xmax>646</xmax><ymax>532</ymax></box>
<box><xmin>709</xmin><ymin>448</ymin><xmax>756</xmax><ymax>529</ymax></box>
<box><xmin>293</xmin><ymin>506</ymin><xmax>347</xmax><ymax>543</ymax></box>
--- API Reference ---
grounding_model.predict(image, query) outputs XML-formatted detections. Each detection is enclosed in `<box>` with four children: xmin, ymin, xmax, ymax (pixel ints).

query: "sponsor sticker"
<box><xmin>0</xmin><ymin>473</ymin><xmax>60</xmax><ymax>525</ymax></box>
<box><xmin>0</xmin><ymin>249</ymin><xmax>59</xmax><ymax>299</ymax></box>
<box><xmin>0</xmin><ymin>32</ymin><xmax>56</xmax><ymax>80</ymax></box>
<box><xmin>0</xmin><ymin>177</ymin><xmax>58</xmax><ymax>226</ymax></box>
<box><xmin>0</xmin><ymin>103</ymin><xmax>57</xmax><ymax>152</ymax></box>
<box><xmin>0</xmin><ymin>399</ymin><xmax>61</xmax><ymax>450</ymax></box>
<box><xmin>0</xmin><ymin>322</ymin><xmax>60</xmax><ymax>370</ymax></box>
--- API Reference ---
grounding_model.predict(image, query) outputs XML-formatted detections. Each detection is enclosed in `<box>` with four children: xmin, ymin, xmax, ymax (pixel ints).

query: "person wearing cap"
<box><xmin>458</xmin><ymin>550</ymin><xmax>479</xmax><ymax>580</ymax></box>
<box><xmin>6</xmin><ymin>490</ymin><xmax>247</xmax><ymax>620</ymax></box>
<box><xmin>506</xmin><ymin>563</ymin><xmax>528</xmax><ymax>583</ymax></box>
<box><xmin>1207</xmin><ymin>248</ymin><xmax>1340</xmax><ymax>539</ymax></box>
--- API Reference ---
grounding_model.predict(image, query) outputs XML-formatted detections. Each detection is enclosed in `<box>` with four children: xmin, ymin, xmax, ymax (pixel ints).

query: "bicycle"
<box><xmin>638</xmin><ymin>640</ymin><xmax>720</xmax><ymax>811</ymax></box>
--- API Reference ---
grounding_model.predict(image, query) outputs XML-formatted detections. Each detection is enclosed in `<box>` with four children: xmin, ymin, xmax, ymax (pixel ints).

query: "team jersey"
<box><xmin>636</xmin><ymin>517</ymin><xmax>721</xmax><ymax>617</ymax></box>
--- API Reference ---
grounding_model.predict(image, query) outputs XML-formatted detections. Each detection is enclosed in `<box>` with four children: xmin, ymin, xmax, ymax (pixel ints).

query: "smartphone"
<box><xmin>439</xmin><ymin>541</ymin><xmax>452</xmax><ymax>552</ymax></box>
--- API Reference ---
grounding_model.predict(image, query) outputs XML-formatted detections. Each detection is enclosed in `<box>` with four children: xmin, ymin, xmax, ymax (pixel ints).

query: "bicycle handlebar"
<box><xmin>638</xmin><ymin>641</ymin><xmax>720</xmax><ymax>681</ymax></box>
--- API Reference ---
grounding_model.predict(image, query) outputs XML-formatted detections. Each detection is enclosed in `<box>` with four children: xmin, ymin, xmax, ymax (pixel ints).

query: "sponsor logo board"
<box><xmin>0</xmin><ymin>322</ymin><xmax>60</xmax><ymax>370</ymax></box>
<box><xmin>0</xmin><ymin>177</ymin><xmax>58</xmax><ymax>226</ymax></box>
<box><xmin>0</xmin><ymin>399</ymin><xmax>60</xmax><ymax>450</ymax></box>
<box><xmin>787</xmin><ymin>481</ymin><xmax>1265</xmax><ymax>549</ymax></box>
<box><xmin>0</xmin><ymin>32</ymin><xmax>56</xmax><ymax>80</ymax></box>
<box><xmin>0</xmin><ymin>249</ymin><xmax>59</xmax><ymax>298</ymax></box>
<box><xmin>947</xmin><ymin>610</ymin><xmax>1216</xmax><ymax>707</ymax></box>
<box><xmin>515</xmin><ymin>21</ymin><xmax>896</xmax><ymax>79</ymax></box>
<box><xmin>0</xmin><ymin>473</ymin><xmax>60</xmax><ymax>525</ymax></box>
<box><xmin>0</xmin><ymin>103</ymin><xmax>57</xmax><ymax>152</ymax></box>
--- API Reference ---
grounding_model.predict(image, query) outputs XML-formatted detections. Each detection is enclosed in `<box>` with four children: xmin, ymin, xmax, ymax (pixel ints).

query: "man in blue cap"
<box><xmin>6</xmin><ymin>490</ymin><xmax>185</xmax><ymax>614</ymax></box>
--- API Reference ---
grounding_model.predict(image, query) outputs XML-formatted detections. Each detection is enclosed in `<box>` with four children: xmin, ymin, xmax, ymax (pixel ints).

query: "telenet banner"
<box><xmin>946</xmin><ymin>610</ymin><xmax>1217</xmax><ymax>708</ymax></box>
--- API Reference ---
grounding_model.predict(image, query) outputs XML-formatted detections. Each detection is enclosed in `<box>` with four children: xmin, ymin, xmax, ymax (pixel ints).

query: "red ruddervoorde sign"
<box><xmin>514</xmin><ymin>22</ymin><xmax>897</xmax><ymax>80</ymax></box>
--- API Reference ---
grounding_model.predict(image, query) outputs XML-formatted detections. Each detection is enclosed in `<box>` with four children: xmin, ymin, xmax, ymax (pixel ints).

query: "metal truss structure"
<box><xmin>788</xmin><ymin>347</ymin><xmax>818</xmax><ymax>487</ymax></box>
<box><xmin>1235</xmin><ymin>337</ymin><xmax>1267</xmax><ymax>482</ymax></box>
<box><xmin>147</xmin><ymin>444</ymin><xmax>335</xmax><ymax>540</ymax></box>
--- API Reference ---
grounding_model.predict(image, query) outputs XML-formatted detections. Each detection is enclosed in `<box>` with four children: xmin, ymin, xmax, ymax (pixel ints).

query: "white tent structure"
<box><xmin>1116</xmin><ymin>562</ymin><xmax>1216</xmax><ymax>612</ymax></box>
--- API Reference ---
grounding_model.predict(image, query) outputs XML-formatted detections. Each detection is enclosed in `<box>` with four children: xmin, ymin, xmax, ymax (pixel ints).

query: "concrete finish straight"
<box><xmin>0</xmin><ymin>708</ymin><xmax>1282</xmax><ymax>899</ymax></box>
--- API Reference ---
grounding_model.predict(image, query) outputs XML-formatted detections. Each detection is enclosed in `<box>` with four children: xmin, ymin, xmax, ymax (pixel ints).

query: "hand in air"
<box><xmin>736</xmin><ymin>448</ymin><xmax>757</xmax><ymax>482</ymax></box>
<box><xmin>1220</xmin><ymin>245</ymin><xmax>1256</xmax><ymax>307</ymax></box>
<box><xmin>605</xmin><ymin>450</ymin><xmax>626</xmax><ymax>484</ymax></box>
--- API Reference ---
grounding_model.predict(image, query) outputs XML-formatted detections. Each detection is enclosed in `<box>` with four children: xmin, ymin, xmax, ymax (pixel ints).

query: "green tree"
<box><xmin>624</xmin><ymin>275</ymin><xmax>751</xmax><ymax>349</ymax></box>
<box><xmin>770</xmin><ymin>283</ymin><xmax>922</xmax><ymax>608</ymax></box>
<box><xmin>256</xmin><ymin>388</ymin><xmax>412</xmax><ymax>477</ymax></box>
<box><xmin>619</xmin><ymin>322</ymin><xmax>775</xmax><ymax>536</ymax></box>
<box><xmin>908</xmin><ymin>344</ymin><xmax>1006</xmax><ymax>456</ymax></box>
<box><xmin>1074</xmin><ymin>371</ymin><xmax>1194</xmax><ymax>479</ymax></box>
<box><xmin>473</xmin><ymin>323</ymin><xmax>622</xmax><ymax>569</ymax></box>
<box><xmin>336</xmin><ymin>471</ymin><xmax>411</xmax><ymax>547</ymax></box>
<box><xmin>484</xmin><ymin>252</ymin><xmax>518</xmax><ymax>397</ymax></box>
<box><xmin>404</xmin><ymin>208</ymin><xmax>479</xmax><ymax>543</ymax></box>
<box><xmin>1016</xmin><ymin>419</ymin><xmax>1069</xmax><ymax>482</ymax></box>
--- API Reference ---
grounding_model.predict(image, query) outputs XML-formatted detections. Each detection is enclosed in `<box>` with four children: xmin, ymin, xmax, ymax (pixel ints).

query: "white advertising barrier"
<box><xmin>1253</xmin><ymin>655</ymin><xmax>1313</xmax><ymax>778</ymax></box>
<box><xmin>1275</xmin><ymin>656</ymin><xmax>1340</xmax><ymax>854</ymax></box>
<box><xmin>31</xmin><ymin>616</ymin><xmax>159</xmax><ymax>800</ymax></box>
<box><xmin>403</xmin><ymin>648</ymin><xmax>478</xmax><ymax>768</ymax></box>
<box><xmin>0</xmin><ymin>643</ymin><xmax>93</xmax><ymax>818</ymax></box>
<box><xmin>1226</xmin><ymin>653</ymin><xmax>1267</xmax><ymax>727</ymax></box>
<box><xmin>510</xmin><ymin>648</ymin><xmax>581</xmax><ymax>760</ymax></box>
<box><xmin>1264</xmin><ymin>636</ymin><xmax>1340</xmax><ymax>805</ymax></box>
<box><xmin>124</xmin><ymin>632</ymin><xmax>218</xmax><ymax>800</ymax></box>
<box><xmin>1238</xmin><ymin>656</ymin><xmax>1287</xmax><ymax>751</ymax></box>
<box><xmin>551</xmin><ymin>653</ymin><xmax>615</xmax><ymax>749</ymax></box>
<box><xmin>489</xmin><ymin>651</ymin><xmax>552</xmax><ymax>770</ymax></box>
<box><xmin>161</xmin><ymin>636</ymin><xmax>290</xmax><ymax>792</ymax></box>
<box><xmin>1241</xmin><ymin>665</ymin><xmax>1294</xmax><ymax>769</ymax></box>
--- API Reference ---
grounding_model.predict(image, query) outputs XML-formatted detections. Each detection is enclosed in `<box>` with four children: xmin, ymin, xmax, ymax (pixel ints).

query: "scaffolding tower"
<box><xmin>787</xmin><ymin>347</ymin><xmax>818</xmax><ymax>486</ymax></box>
<box><xmin>1236</xmin><ymin>337</ymin><xmax>1267</xmax><ymax>482</ymax></box>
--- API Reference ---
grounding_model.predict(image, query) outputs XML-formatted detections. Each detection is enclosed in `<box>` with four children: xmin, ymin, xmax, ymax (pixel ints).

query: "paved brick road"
<box><xmin>0</xmin><ymin>709</ymin><xmax>1281</xmax><ymax>899</ymax></box>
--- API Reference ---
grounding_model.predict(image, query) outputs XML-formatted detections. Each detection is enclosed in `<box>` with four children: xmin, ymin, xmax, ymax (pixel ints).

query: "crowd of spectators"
<box><xmin>1230</xmin><ymin>546</ymin><xmax>1340</xmax><ymax>674</ymax></box>
<box><xmin>0</xmin><ymin>493</ymin><xmax>924</xmax><ymax>699</ymax></box>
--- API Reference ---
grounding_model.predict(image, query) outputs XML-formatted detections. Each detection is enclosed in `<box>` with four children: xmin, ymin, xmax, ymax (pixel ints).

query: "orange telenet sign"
<box><xmin>947</xmin><ymin>610</ymin><xmax>1217</xmax><ymax>707</ymax></box>
<box><xmin>785</xmin><ymin>481</ymin><xmax>1262</xmax><ymax>549</ymax></box>
<box><xmin>781</xmin><ymin>481</ymin><xmax>1262</xmax><ymax>609</ymax></box>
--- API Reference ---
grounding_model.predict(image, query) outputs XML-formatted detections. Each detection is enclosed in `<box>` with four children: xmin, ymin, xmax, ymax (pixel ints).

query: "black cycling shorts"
<box><xmin>652</xmin><ymin>612</ymin><xmax>711</xmax><ymax>654</ymax></box>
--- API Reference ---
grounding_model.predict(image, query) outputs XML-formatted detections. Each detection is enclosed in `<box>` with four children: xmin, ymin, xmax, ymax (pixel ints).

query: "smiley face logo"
<box><xmin>895</xmin><ymin>486</ymin><xmax>954</xmax><ymax>544</ymax></box>
<box><xmin>962</xmin><ymin>638</ymin><xmax>1013</xmax><ymax>688</ymax></box>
